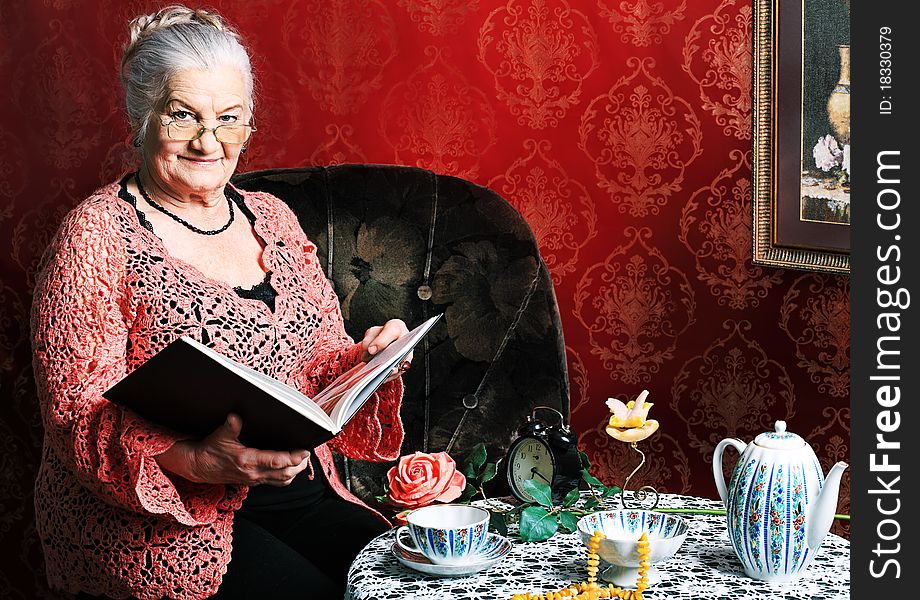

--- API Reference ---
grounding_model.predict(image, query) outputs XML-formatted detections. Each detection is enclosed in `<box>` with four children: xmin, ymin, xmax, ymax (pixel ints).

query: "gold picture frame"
<box><xmin>752</xmin><ymin>0</ymin><xmax>850</xmax><ymax>274</ymax></box>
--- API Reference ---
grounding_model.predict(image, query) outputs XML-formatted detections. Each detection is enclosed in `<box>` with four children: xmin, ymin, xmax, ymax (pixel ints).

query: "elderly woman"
<box><xmin>31</xmin><ymin>6</ymin><xmax>410</xmax><ymax>600</ymax></box>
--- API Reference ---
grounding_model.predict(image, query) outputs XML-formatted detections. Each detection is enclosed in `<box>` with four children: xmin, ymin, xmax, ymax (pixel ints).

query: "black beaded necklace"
<box><xmin>136</xmin><ymin>174</ymin><xmax>234</xmax><ymax>236</ymax></box>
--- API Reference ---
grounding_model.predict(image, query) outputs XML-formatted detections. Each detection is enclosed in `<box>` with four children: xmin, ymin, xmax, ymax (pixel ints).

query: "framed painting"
<box><xmin>753</xmin><ymin>0</ymin><xmax>850</xmax><ymax>273</ymax></box>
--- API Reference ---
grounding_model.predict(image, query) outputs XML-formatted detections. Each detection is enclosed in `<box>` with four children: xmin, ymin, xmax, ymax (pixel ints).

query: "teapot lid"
<box><xmin>754</xmin><ymin>421</ymin><xmax>805</xmax><ymax>450</ymax></box>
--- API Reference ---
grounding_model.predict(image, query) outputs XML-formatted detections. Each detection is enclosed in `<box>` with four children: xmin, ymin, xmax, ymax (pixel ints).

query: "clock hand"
<box><xmin>531</xmin><ymin>467</ymin><xmax>552</xmax><ymax>485</ymax></box>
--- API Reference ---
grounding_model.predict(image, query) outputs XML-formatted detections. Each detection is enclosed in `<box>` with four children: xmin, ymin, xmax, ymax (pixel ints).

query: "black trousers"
<box><xmin>214</xmin><ymin>488</ymin><xmax>388</xmax><ymax>599</ymax></box>
<box><xmin>77</xmin><ymin>475</ymin><xmax>388</xmax><ymax>599</ymax></box>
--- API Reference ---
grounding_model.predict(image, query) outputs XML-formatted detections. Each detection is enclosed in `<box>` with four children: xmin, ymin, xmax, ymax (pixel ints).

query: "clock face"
<box><xmin>508</xmin><ymin>437</ymin><xmax>555</xmax><ymax>503</ymax></box>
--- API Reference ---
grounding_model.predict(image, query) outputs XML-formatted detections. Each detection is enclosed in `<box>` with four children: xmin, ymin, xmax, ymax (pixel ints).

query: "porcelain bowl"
<box><xmin>577</xmin><ymin>510</ymin><xmax>688</xmax><ymax>568</ymax></box>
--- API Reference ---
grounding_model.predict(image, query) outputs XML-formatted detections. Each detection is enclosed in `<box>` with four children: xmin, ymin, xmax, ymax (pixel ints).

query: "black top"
<box><xmin>118</xmin><ymin>175</ymin><xmax>327</xmax><ymax>507</ymax></box>
<box><xmin>233</xmin><ymin>270</ymin><xmax>276</xmax><ymax>313</ymax></box>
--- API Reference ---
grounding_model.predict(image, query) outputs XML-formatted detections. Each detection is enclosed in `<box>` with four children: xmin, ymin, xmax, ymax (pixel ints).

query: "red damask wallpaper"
<box><xmin>0</xmin><ymin>0</ymin><xmax>850</xmax><ymax>595</ymax></box>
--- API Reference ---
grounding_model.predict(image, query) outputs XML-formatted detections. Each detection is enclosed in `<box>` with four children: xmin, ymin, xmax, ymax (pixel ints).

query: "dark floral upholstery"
<box><xmin>232</xmin><ymin>165</ymin><xmax>570</xmax><ymax>502</ymax></box>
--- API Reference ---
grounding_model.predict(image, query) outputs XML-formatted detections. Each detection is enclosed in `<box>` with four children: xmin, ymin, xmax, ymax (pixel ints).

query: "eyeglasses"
<box><xmin>160</xmin><ymin>119</ymin><xmax>256</xmax><ymax>144</ymax></box>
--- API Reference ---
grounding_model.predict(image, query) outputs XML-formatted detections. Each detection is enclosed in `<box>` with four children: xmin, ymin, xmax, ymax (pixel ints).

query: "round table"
<box><xmin>345</xmin><ymin>494</ymin><xmax>849</xmax><ymax>600</ymax></box>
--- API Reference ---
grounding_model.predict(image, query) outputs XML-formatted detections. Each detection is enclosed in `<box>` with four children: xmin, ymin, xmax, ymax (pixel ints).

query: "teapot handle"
<box><xmin>712</xmin><ymin>438</ymin><xmax>747</xmax><ymax>509</ymax></box>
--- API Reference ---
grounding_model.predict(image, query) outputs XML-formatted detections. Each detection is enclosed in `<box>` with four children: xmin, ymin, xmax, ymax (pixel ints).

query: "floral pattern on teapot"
<box><xmin>714</xmin><ymin>421</ymin><xmax>847</xmax><ymax>582</ymax></box>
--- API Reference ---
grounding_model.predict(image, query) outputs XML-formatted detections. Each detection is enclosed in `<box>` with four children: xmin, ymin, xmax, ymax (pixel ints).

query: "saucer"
<box><xmin>391</xmin><ymin>532</ymin><xmax>512</xmax><ymax>577</ymax></box>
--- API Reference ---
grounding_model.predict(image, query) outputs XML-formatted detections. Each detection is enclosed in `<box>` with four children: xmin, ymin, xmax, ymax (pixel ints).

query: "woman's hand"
<box><xmin>156</xmin><ymin>414</ymin><xmax>311</xmax><ymax>486</ymax></box>
<box><xmin>361</xmin><ymin>319</ymin><xmax>413</xmax><ymax>381</ymax></box>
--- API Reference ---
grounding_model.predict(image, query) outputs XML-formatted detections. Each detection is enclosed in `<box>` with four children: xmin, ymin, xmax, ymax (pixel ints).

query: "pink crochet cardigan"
<box><xmin>31</xmin><ymin>179</ymin><xmax>404</xmax><ymax>599</ymax></box>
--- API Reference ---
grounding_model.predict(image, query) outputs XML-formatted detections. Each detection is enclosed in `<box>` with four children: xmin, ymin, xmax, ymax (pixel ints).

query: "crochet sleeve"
<box><xmin>275</xmin><ymin>197</ymin><xmax>405</xmax><ymax>461</ymax></box>
<box><xmin>31</xmin><ymin>204</ymin><xmax>229</xmax><ymax>526</ymax></box>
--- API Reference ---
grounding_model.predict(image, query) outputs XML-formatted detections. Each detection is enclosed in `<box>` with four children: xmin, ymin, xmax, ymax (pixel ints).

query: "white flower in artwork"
<box><xmin>813</xmin><ymin>135</ymin><xmax>843</xmax><ymax>171</ymax></box>
<box><xmin>842</xmin><ymin>144</ymin><xmax>850</xmax><ymax>176</ymax></box>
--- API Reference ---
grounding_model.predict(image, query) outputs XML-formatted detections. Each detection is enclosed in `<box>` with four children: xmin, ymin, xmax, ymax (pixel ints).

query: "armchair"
<box><xmin>233</xmin><ymin>164</ymin><xmax>570</xmax><ymax>501</ymax></box>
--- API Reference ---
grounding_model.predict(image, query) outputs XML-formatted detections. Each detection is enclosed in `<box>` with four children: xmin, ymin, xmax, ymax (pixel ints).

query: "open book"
<box><xmin>104</xmin><ymin>314</ymin><xmax>441</xmax><ymax>450</ymax></box>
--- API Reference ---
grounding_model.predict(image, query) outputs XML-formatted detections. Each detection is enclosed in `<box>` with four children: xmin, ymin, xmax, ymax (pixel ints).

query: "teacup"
<box><xmin>395</xmin><ymin>504</ymin><xmax>490</xmax><ymax>565</ymax></box>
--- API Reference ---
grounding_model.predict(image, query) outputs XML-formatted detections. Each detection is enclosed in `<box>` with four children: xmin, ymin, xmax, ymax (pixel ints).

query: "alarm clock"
<box><xmin>504</xmin><ymin>406</ymin><xmax>583</xmax><ymax>505</ymax></box>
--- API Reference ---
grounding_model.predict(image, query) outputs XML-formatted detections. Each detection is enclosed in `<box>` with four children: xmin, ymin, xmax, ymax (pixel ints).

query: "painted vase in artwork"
<box><xmin>827</xmin><ymin>45</ymin><xmax>850</xmax><ymax>144</ymax></box>
<box><xmin>712</xmin><ymin>421</ymin><xmax>848</xmax><ymax>582</ymax></box>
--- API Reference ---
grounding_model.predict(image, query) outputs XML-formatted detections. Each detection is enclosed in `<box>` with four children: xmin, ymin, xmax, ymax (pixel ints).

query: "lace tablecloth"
<box><xmin>345</xmin><ymin>494</ymin><xmax>849</xmax><ymax>600</ymax></box>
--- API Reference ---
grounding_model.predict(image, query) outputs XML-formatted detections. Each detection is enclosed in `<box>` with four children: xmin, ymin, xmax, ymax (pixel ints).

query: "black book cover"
<box><xmin>104</xmin><ymin>340</ymin><xmax>338</xmax><ymax>451</ymax></box>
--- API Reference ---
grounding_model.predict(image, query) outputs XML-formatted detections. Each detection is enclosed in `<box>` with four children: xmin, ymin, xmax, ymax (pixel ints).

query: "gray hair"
<box><xmin>121</xmin><ymin>5</ymin><xmax>255</xmax><ymax>147</ymax></box>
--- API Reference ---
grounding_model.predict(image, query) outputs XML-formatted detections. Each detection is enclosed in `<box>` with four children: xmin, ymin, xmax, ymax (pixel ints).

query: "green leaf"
<box><xmin>467</xmin><ymin>443</ymin><xmax>487</xmax><ymax>472</ymax></box>
<box><xmin>558</xmin><ymin>511</ymin><xmax>580</xmax><ymax>533</ymax></box>
<box><xmin>463</xmin><ymin>461</ymin><xmax>477</xmax><ymax>479</ymax></box>
<box><xmin>458</xmin><ymin>483</ymin><xmax>477</xmax><ymax>502</ymax></box>
<box><xmin>562</xmin><ymin>488</ymin><xmax>581</xmax><ymax>508</ymax></box>
<box><xmin>480</xmin><ymin>462</ymin><xmax>497</xmax><ymax>483</ymax></box>
<box><xmin>519</xmin><ymin>506</ymin><xmax>558</xmax><ymax>542</ymax></box>
<box><xmin>521</xmin><ymin>479</ymin><xmax>553</xmax><ymax>508</ymax></box>
<box><xmin>489</xmin><ymin>511</ymin><xmax>508</xmax><ymax>536</ymax></box>
<box><xmin>582</xmin><ymin>469</ymin><xmax>605</xmax><ymax>489</ymax></box>
<box><xmin>584</xmin><ymin>497</ymin><xmax>600</xmax><ymax>511</ymax></box>
<box><xmin>578</xmin><ymin>450</ymin><xmax>591</xmax><ymax>470</ymax></box>
<box><xmin>603</xmin><ymin>485</ymin><xmax>622</xmax><ymax>498</ymax></box>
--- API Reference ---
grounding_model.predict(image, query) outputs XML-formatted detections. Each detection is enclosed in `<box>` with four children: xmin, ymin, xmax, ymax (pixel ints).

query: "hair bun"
<box><xmin>126</xmin><ymin>5</ymin><xmax>237</xmax><ymax>50</ymax></box>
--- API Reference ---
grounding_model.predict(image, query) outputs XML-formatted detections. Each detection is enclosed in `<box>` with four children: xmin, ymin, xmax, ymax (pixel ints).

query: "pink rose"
<box><xmin>386</xmin><ymin>451</ymin><xmax>467</xmax><ymax>509</ymax></box>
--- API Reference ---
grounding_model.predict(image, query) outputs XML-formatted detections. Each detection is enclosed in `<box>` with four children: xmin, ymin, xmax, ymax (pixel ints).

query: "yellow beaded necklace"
<box><xmin>510</xmin><ymin>531</ymin><xmax>651</xmax><ymax>600</ymax></box>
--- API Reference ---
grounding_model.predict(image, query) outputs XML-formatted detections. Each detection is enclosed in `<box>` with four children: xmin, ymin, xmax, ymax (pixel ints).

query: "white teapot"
<box><xmin>712</xmin><ymin>421</ymin><xmax>847</xmax><ymax>582</ymax></box>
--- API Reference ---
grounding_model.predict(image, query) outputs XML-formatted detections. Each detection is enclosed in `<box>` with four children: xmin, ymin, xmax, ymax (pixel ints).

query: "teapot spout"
<box><xmin>807</xmin><ymin>461</ymin><xmax>848</xmax><ymax>551</ymax></box>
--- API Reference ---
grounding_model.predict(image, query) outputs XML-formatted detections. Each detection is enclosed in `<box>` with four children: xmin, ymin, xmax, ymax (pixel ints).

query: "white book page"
<box><xmin>331</xmin><ymin>363</ymin><xmax>397</xmax><ymax>425</ymax></box>
<box><xmin>179</xmin><ymin>337</ymin><xmax>337</xmax><ymax>433</ymax></box>
<box><xmin>319</xmin><ymin>314</ymin><xmax>441</xmax><ymax>427</ymax></box>
<box><xmin>313</xmin><ymin>362</ymin><xmax>368</xmax><ymax>414</ymax></box>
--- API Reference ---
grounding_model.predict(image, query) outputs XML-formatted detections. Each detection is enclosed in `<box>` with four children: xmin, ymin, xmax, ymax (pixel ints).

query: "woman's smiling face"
<box><xmin>142</xmin><ymin>64</ymin><xmax>251</xmax><ymax>200</ymax></box>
